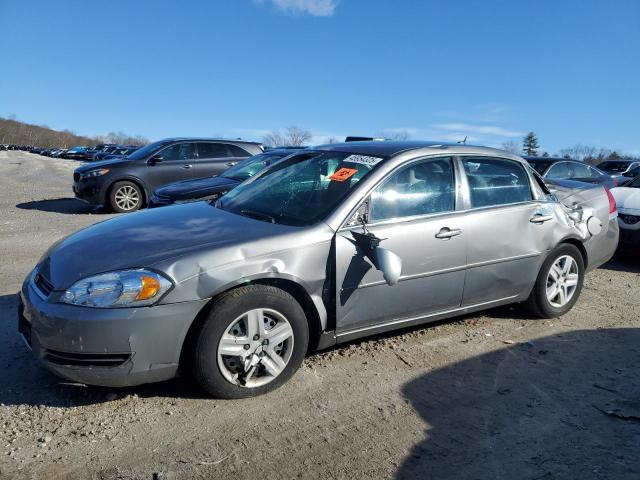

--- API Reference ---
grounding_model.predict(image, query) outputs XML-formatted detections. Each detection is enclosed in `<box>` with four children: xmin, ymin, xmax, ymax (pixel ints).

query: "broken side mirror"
<box><xmin>376</xmin><ymin>248</ymin><xmax>402</xmax><ymax>286</ymax></box>
<box><xmin>351</xmin><ymin>229</ymin><xmax>403</xmax><ymax>287</ymax></box>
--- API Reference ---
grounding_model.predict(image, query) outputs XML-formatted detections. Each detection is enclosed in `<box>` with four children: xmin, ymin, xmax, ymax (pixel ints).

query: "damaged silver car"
<box><xmin>19</xmin><ymin>142</ymin><xmax>619</xmax><ymax>398</ymax></box>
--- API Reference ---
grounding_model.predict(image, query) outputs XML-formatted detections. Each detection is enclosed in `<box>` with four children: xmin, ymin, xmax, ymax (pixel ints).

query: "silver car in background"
<box><xmin>19</xmin><ymin>141</ymin><xmax>619</xmax><ymax>398</ymax></box>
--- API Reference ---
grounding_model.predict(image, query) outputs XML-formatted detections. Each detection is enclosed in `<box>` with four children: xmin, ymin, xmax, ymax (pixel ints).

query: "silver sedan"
<box><xmin>20</xmin><ymin>141</ymin><xmax>619</xmax><ymax>398</ymax></box>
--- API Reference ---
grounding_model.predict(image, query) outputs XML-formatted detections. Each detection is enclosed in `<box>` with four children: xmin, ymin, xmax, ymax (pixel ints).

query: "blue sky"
<box><xmin>1</xmin><ymin>0</ymin><xmax>638</xmax><ymax>154</ymax></box>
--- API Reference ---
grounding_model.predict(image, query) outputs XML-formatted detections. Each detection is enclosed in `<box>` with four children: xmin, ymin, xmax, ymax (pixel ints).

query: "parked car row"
<box><xmin>21</xmin><ymin>140</ymin><xmax>621</xmax><ymax>399</ymax></box>
<box><xmin>73</xmin><ymin>138</ymin><xmax>264</xmax><ymax>212</ymax></box>
<box><xmin>0</xmin><ymin>143</ymin><xmax>142</xmax><ymax>161</ymax></box>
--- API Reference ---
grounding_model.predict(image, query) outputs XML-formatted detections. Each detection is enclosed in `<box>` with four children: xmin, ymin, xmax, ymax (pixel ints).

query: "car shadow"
<box><xmin>600</xmin><ymin>252</ymin><xmax>640</xmax><ymax>274</ymax></box>
<box><xmin>16</xmin><ymin>198</ymin><xmax>102</xmax><ymax>215</ymax></box>
<box><xmin>396</xmin><ymin>328</ymin><xmax>640</xmax><ymax>479</ymax></box>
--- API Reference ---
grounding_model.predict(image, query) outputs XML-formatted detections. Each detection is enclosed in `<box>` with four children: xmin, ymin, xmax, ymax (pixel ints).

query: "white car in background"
<box><xmin>611</xmin><ymin>175</ymin><xmax>640</xmax><ymax>250</ymax></box>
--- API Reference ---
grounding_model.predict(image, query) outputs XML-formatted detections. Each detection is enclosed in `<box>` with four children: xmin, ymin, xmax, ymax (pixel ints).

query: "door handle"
<box><xmin>529</xmin><ymin>214</ymin><xmax>554</xmax><ymax>224</ymax></box>
<box><xmin>435</xmin><ymin>227</ymin><xmax>462</xmax><ymax>239</ymax></box>
<box><xmin>181</xmin><ymin>164</ymin><xmax>193</xmax><ymax>169</ymax></box>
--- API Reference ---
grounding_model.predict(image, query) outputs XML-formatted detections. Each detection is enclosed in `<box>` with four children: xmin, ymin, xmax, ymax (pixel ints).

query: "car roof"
<box><xmin>524</xmin><ymin>156</ymin><xmax>574</xmax><ymax>163</ymax></box>
<box><xmin>160</xmin><ymin>137</ymin><xmax>262</xmax><ymax>146</ymax></box>
<box><xmin>312</xmin><ymin>140</ymin><xmax>525</xmax><ymax>162</ymax></box>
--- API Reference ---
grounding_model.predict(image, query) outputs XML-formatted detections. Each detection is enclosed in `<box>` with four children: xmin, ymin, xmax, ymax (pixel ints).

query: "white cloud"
<box><xmin>255</xmin><ymin>0</ymin><xmax>338</xmax><ymax>16</ymax></box>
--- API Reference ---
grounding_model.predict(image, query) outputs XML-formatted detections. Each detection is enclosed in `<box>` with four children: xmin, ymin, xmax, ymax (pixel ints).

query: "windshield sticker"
<box><xmin>329</xmin><ymin>167</ymin><xmax>358</xmax><ymax>182</ymax></box>
<box><xmin>344</xmin><ymin>154</ymin><xmax>384</xmax><ymax>167</ymax></box>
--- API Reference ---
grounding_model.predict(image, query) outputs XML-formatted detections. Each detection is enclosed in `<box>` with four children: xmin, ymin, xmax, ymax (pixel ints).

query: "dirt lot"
<box><xmin>1</xmin><ymin>150</ymin><xmax>639</xmax><ymax>480</ymax></box>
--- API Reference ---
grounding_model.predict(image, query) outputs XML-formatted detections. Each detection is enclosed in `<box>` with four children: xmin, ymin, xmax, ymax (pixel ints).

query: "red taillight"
<box><xmin>605</xmin><ymin>186</ymin><xmax>617</xmax><ymax>214</ymax></box>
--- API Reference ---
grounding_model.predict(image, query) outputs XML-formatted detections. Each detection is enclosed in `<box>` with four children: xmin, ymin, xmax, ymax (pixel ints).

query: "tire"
<box><xmin>109</xmin><ymin>181</ymin><xmax>143</xmax><ymax>213</ymax></box>
<box><xmin>192</xmin><ymin>285</ymin><xmax>309</xmax><ymax>399</ymax></box>
<box><xmin>526</xmin><ymin>243</ymin><xmax>585</xmax><ymax>318</ymax></box>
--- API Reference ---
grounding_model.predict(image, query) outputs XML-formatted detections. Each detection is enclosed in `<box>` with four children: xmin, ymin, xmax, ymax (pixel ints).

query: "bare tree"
<box><xmin>376</xmin><ymin>130</ymin><xmax>410</xmax><ymax>141</ymax></box>
<box><xmin>263</xmin><ymin>126</ymin><xmax>312</xmax><ymax>147</ymax></box>
<box><xmin>500</xmin><ymin>141</ymin><xmax>520</xmax><ymax>154</ymax></box>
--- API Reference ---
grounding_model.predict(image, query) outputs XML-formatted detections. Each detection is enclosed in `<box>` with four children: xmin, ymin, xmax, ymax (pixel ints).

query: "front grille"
<box><xmin>620</xmin><ymin>214</ymin><xmax>640</xmax><ymax>225</ymax></box>
<box><xmin>34</xmin><ymin>273</ymin><xmax>54</xmax><ymax>297</ymax></box>
<box><xmin>73</xmin><ymin>172</ymin><xmax>80</xmax><ymax>182</ymax></box>
<box><xmin>43</xmin><ymin>349</ymin><xmax>131</xmax><ymax>367</ymax></box>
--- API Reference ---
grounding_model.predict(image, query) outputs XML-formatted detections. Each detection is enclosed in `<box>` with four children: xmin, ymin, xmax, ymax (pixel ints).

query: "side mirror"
<box><xmin>376</xmin><ymin>247</ymin><xmax>402</xmax><ymax>286</ymax></box>
<box><xmin>149</xmin><ymin>155</ymin><xmax>163</xmax><ymax>165</ymax></box>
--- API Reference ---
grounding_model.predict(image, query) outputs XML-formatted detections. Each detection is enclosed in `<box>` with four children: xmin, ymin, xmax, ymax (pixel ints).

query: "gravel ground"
<box><xmin>1</xmin><ymin>150</ymin><xmax>639</xmax><ymax>480</ymax></box>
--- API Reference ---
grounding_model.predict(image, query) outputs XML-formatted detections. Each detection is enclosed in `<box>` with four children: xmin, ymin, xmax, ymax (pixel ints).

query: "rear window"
<box><xmin>228</xmin><ymin>145</ymin><xmax>251</xmax><ymax>157</ymax></box>
<box><xmin>463</xmin><ymin>157</ymin><xmax>532</xmax><ymax>208</ymax></box>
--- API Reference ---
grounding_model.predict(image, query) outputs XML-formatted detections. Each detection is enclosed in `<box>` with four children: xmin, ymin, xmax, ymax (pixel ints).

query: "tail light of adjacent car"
<box><xmin>613</xmin><ymin>177</ymin><xmax>619</xmax><ymax>187</ymax></box>
<box><xmin>604</xmin><ymin>186</ymin><xmax>617</xmax><ymax>217</ymax></box>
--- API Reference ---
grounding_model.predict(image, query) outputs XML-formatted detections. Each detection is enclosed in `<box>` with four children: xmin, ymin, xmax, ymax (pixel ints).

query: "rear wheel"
<box><xmin>192</xmin><ymin>285</ymin><xmax>309</xmax><ymax>399</ymax></box>
<box><xmin>527</xmin><ymin>244</ymin><xmax>584</xmax><ymax>318</ymax></box>
<box><xmin>109</xmin><ymin>181</ymin><xmax>143</xmax><ymax>213</ymax></box>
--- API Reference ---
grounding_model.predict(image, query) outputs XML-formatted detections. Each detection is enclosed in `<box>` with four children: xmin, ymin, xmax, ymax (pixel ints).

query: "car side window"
<box><xmin>160</xmin><ymin>143</ymin><xmax>196</xmax><ymax>161</ymax></box>
<box><xmin>546</xmin><ymin>162</ymin><xmax>572</xmax><ymax>179</ymax></box>
<box><xmin>462</xmin><ymin>157</ymin><xmax>533</xmax><ymax>208</ymax></box>
<box><xmin>228</xmin><ymin>145</ymin><xmax>251</xmax><ymax>157</ymax></box>
<box><xmin>571</xmin><ymin>162</ymin><xmax>592</xmax><ymax>178</ymax></box>
<box><xmin>197</xmin><ymin>143</ymin><xmax>229</xmax><ymax>159</ymax></box>
<box><xmin>369</xmin><ymin>157</ymin><xmax>455</xmax><ymax>222</ymax></box>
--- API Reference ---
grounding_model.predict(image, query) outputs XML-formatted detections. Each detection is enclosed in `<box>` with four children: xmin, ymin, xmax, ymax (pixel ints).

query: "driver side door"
<box><xmin>334</xmin><ymin>156</ymin><xmax>467</xmax><ymax>336</ymax></box>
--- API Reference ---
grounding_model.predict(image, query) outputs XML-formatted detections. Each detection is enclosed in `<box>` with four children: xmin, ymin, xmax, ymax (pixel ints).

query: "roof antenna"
<box><xmin>457</xmin><ymin>136</ymin><xmax>467</xmax><ymax>145</ymax></box>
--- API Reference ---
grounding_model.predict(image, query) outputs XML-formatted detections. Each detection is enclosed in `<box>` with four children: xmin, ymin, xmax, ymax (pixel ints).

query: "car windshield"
<box><xmin>217</xmin><ymin>151</ymin><xmax>384</xmax><ymax>226</ymax></box>
<box><xmin>222</xmin><ymin>152</ymin><xmax>294</xmax><ymax>182</ymax></box>
<box><xmin>598</xmin><ymin>161</ymin><xmax>631</xmax><ymax>173</ymax></box>
<box><xmin>126</xmin><ymin>140</ymin><xmax>172</xmax><ymax>160</ymax></box>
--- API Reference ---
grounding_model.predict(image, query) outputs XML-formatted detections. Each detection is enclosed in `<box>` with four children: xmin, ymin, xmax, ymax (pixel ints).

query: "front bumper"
<box><xmin>72</xmin><ymin>178</ymin><xmax>103</xmax><ymax>205</ymax></box>
<box><xmin>147</xmin><ymin>194</ymin><xmax>174</xmax><ymax>209</ymax></box>
<box><xmin>19</xmin><ymin>277</ymin><xmax>209</xmax><ymax>387</ymax></box>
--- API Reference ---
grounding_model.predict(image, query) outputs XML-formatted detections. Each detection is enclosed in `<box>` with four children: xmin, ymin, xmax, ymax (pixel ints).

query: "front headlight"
<box><xmin>61</xmin><ymin>269</ymin><xmax>172</xmax><ymax>308</ymax></box>
<box><xmin>80</xmin><ymin>168</ymin><xmax>110</xmax><ymax>180</ymax></box>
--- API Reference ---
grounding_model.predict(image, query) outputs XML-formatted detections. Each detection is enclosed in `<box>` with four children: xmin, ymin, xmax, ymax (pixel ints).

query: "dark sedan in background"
<box><xmin>102</xmin><ymin>145</ymin><xmax>140</xmax><ymax>161</ymax></box>
<box><xmin>597</xmin><ymin>159</ymin><xmax>640</xmax><ymax>178</ymax></box>
<box><xmin>525</xmin><ymin>156</ymin><xmax>617</xmax><ymax>188</ymax></box>
<box><xmin>148</xmin><ymin>147</ymin><xmax>301</xmax><ymax>208</ymax></box>
<box><xmin>73</xmin><ymin>137</ymin><xmax>263</xmax><ymax>213</ymax></box>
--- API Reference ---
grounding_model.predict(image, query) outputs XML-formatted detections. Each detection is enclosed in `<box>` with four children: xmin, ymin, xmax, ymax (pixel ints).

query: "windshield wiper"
<box><xmin>240</xmin><ymin>209</ymin><xmax>276</xmax><ymax>224</ymax></box>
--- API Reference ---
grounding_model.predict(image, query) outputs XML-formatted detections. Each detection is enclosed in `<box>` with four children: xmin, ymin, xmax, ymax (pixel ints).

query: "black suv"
<box><xmin>73</xmin><ymin>138</ymin><xmax>263</xmax><ymax>213</ymax></box>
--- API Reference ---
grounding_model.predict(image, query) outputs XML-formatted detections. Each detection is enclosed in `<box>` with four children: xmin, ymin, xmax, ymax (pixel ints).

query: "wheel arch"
<box><xmin>178</xmin><ymin>277</ymin><xmax>326</xmax><ymax>371</ymax></box>
<box><xmin>104</xmin><ymin>176</ymin><xmax>149</xmax><ymax>208</ymax></box>
<box><xmin>558</xmin><ymin>237</ymin><xmax>589</xmax><ymax>270</ymax></box>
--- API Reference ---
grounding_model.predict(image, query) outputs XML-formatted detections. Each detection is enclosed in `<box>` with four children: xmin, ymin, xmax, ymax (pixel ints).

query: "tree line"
<box><xmin>0</xmin><ymin>116</ymin><xmax>148</xmax><ymax>148</ymax></box>
<box><xmin>501</xmin><ymin>131</ymin><xmax>637</xmax><ymax>165</ymax></box>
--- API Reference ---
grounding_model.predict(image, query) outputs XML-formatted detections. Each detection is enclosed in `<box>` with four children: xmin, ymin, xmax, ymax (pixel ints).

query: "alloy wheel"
<box><xmin>545</xmin><ymin>255</ymin><xmax>579</xmax><ymax>308</ymax></box>
<box><xmin>217</xmin><ymin>308</ymin><xmax>294</xmax><ymax>388</ymax></box>
<box><xmin>114</xmin><ymin>185</ymin><xmax>140</xmax><ymax>211</ymax></box>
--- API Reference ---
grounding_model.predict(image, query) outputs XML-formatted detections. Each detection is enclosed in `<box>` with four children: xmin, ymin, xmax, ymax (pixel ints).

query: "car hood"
<box><xmin>155</xmin><ymin>176</ymin><xmax>240</xmax><ymax>200</ymax></box>
<box><xmin>37</xmin><ymin>202</ymin><xmax>299</xmax><ymax>289</ymax></box>
<box><xmin>75</xmin><ymin>158</ymin><xmax>130</xmax><ymax>172</ymax></box>
<box><xmin>611</xmin><ymin>187</ymin><xmax>640</xmax><ymax>213</ymax></box>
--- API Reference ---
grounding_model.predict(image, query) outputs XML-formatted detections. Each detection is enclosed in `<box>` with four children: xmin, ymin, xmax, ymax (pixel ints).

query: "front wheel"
<box><xmin>192</xmin><ymin>285</ymin><xmax>309</xmax><ymax>399</ymax></box>
<box><xmin>527</xmin><ymin>244</ymin><xmax>585</xmax><ymax>318</ymax></box>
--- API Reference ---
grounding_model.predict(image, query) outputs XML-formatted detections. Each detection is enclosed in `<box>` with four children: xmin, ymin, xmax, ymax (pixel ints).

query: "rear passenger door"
<box><xmin>144</xmin><ymin>142</ymin><xmax>197</xmax><ymax>192</ymax></box>
<box><xmin>460</xmin><ymin>156</ymin><xmax>557</xmax><ymax>306</ymax></box>
<box><xmin>195</xmin><ymin>143</ymin><xmax>251</xmax><ymax>177</ymax></box>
